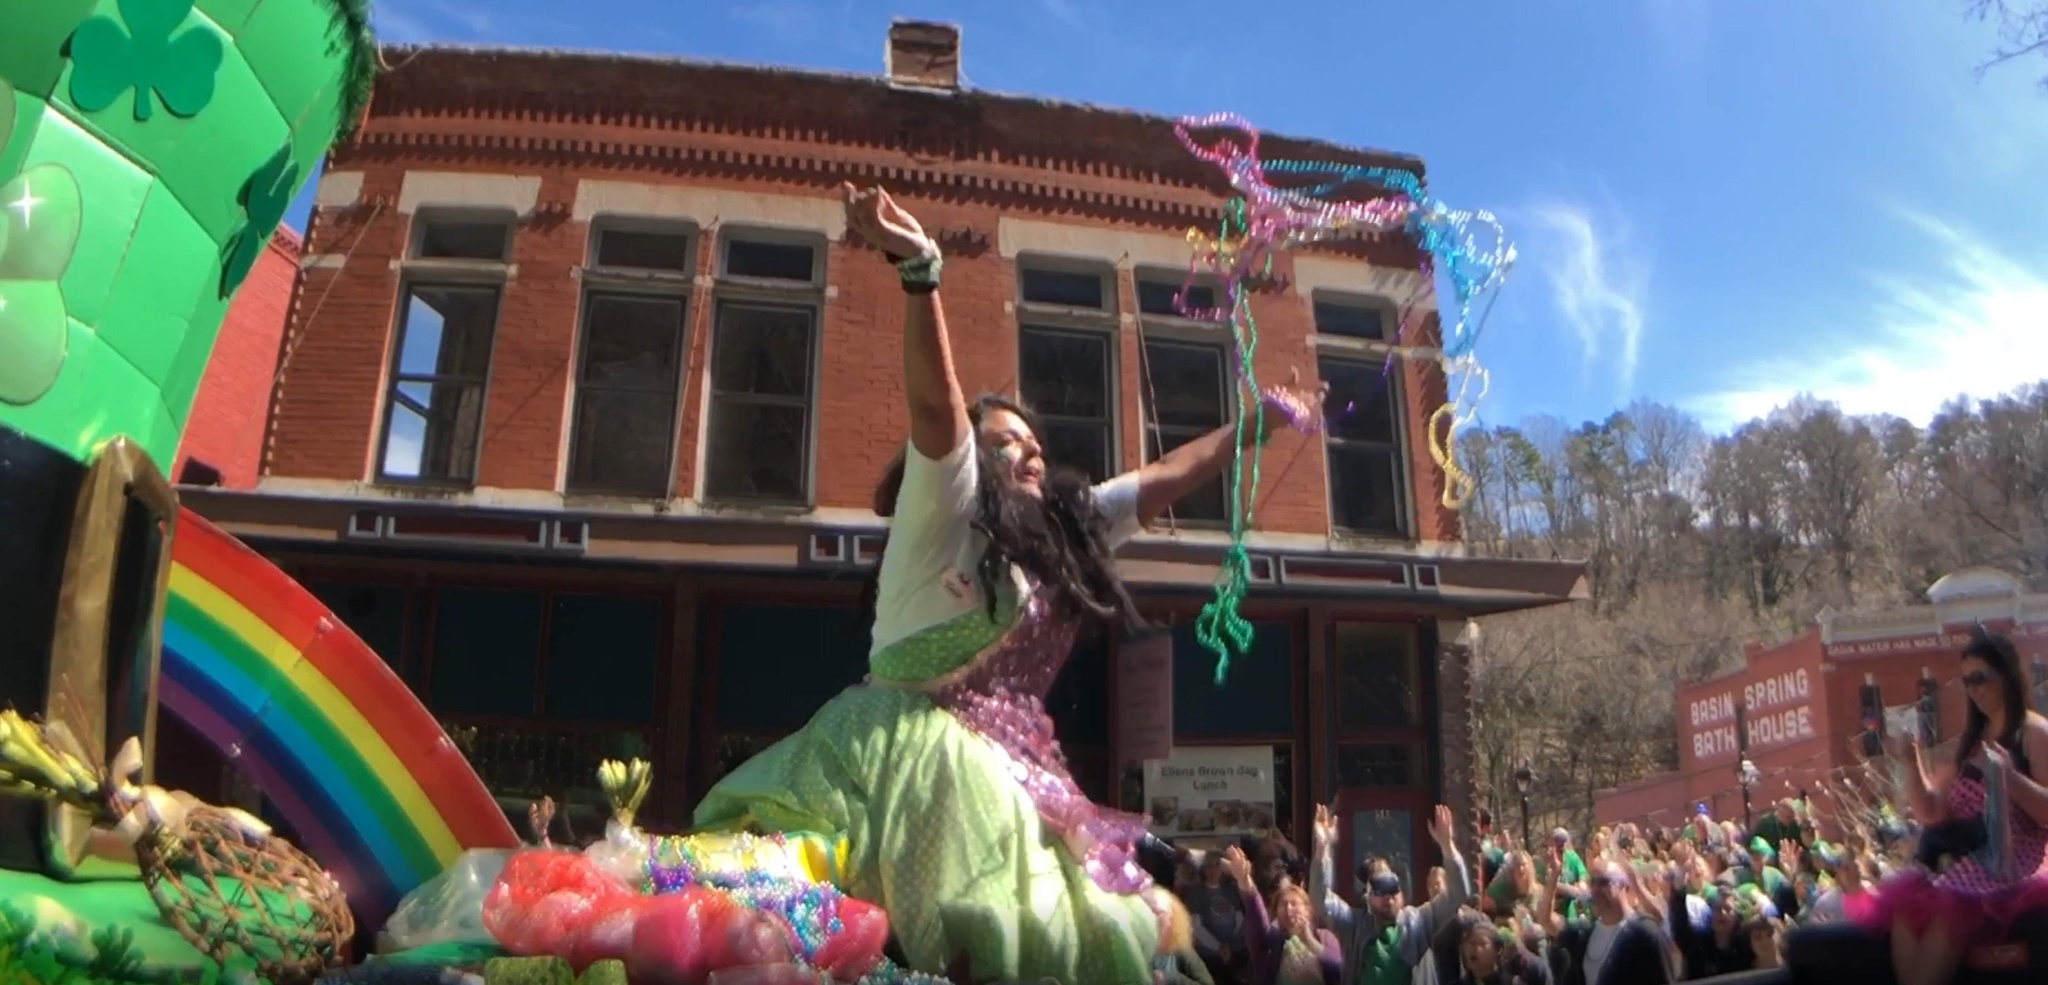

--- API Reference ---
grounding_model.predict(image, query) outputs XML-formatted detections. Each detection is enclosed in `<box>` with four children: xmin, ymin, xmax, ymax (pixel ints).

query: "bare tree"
<box><xmin>1965</xmin><ymin>0</ymin><xmax>2048</xmax><ymax>86</ymax></box>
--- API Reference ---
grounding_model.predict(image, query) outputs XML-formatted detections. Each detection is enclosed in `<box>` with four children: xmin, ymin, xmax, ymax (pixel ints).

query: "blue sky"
<box><xmin>321</xmin><ymin>0</ymin><xmax>2048</xmax><ymax>432</ymax></box>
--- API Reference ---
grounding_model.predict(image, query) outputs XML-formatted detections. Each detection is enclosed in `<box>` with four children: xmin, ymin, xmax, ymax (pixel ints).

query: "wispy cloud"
<box><xmin>729</xmin><ymin>2</ymin><xmax>819</xmax><ymax>44</ymax></box>
<box><xmin>424</xmin><ymin>0</ymin><xmax>495</xmax><ymax>38</ymax></box>
<box><xmin>371</xmin><ymin>1</ymin><xmax>437</xmax><ymax>43</ymax></box>
<box><xmin>1689</xmin><ymin>212</ymin><xmax>2048</xmax><ymax>429</ymax></box>
<box><xmin>1036</xmin><ymin>0</ymin><xmax>1086</xmax><ymax>31</ymax></box>
<box><xmin>1523</xmin><ymin>201</ymin><xmax>1649</xmax><ymax>393</ymax></box>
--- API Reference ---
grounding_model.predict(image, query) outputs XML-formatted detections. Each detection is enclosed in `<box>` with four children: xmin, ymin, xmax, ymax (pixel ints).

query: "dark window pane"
<box><xmin>706</xmin><ymin>402</ymin><xmax>808</xmax><ymax>501</ymax></box>
<box><xmin>596</xmin><ymin>229</ymin><xmax>691</xmax><ymax>272</ymax></box>
<box><xmin>1020</xmin><ymin>267</ymin><xmax>1107</xmax><ymax>308</ymax></box>
<box><xmin>1314</xmin><ymin>299</ymin><xmax>1387</xmax><ymax>340</ymax></box>
<box><xmin>429</xmin><ymin>588</ymin><xmax>544</xmax><ymax>717</ymax></box>
<box><xmin>416</xmin><ymin>219</ymin><xmax>510</xmax><ymax>261</ymax></box>
<box><xmin>713</xmin><ymin>304</ymin><xmax>813</xmax><ymax>397</ymax></box>
<box><xmin>568</xmin><ymin>390</ymin><xmax>676</xmax><ymax>496</ymax></box>
<box><xmin>544</xmin><ymin>594</ymin><xmax>662</xmax><ymax>722</ymax></box>
<box><xmin>1329</xmin><ymin>445</ymin><xmax>1401</xmax><ymax>534</ymax></box>
<box><xmin>1319</xmin><ymin>358</ymin><xmax>1397</xmax><ymax>444</ymax></box>
<box><xmin>1138</xmin><ymin>280</ymin><xmax>1214</xmax><ymax>316</ymax></box>
<box><xmin>1332</xmin><ymin>623</ymin><xmax>1415</xmax><ymax>729</ymax></box>
<box><xmin>308</xmin><ymin>582</ymin><xmax>410</xmax><ymax>678</ymax></box>
<box><xmin>581</xmin><ymin>295</ymin><xmax>683</xmax><ymax>388</ymax></box>
<box><xmin>1351</xmin><ymin>809</ymin><xmax>1415</xmax><ymax>895</ymax></box>
<box><xmin>1038</xmin><ymin>421</ymin><xmax>1111</xmax><ymax>484</ymax></box>
<box><xmin>1143</xmin><ymin>341</ymin><xmax>1225</xmax><ymax>428</ymax></box>
<box><xmin>725</xmin><ymin>239</ymin><xmax>816</xmax><ymax>281</ymax></box>
<box><xmin>1336</xmin><ymin>742</ymin><xmax>1416</xmax><ymax>788</ymax></box>
<box><xmin>711</xmin><ymin>605</ymin><xmax>870</xmax><ymax>730</ymax></box>
<box><xmin>395</xmin><ymin>287</ymin><xmax>498</xmax><ymax>379</ymax></box>
<box><xmin>1171</xmin><ymin>621</ymin><xmax>1294</xmax><ymax>738</ymax></box>
<box><xmin>1046</xmin><ymin>633</ymin><xmax>1111</xmax><ymax>747</ymax></box>
<box><xmin>1019</xmin><ymin>328</ymin><xmax>1109</xmax><ymax>419</ymax></box>
<box><xmin>381</xmin><ymin>380</ymin><xmax>485</xmax><ymax>482</ymax></box>
<box><xmin>1151</xmin><ymin>429</ymin><xmax>1228</xmax><ymax>521</ymax></box>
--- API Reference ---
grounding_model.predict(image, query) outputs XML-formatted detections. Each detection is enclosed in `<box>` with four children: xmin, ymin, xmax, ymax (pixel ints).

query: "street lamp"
<box><xmin>1738</xmin><ymin>757</ymin><xmax>1761</xmax><ymax>830</ymax></box>
<box><xmin>1513</xmin><ymin>759</ymin><xmax>1535</xmax><ymax>849</ymax></box>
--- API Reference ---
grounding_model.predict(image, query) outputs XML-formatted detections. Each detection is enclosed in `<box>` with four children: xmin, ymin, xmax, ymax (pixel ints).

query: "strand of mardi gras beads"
<box><xmin>1191</xmin><ymin>199</ymin><xmax>1261</xmax><ymax>684</ymax></box>
<box><xmin>1175</xmin><ymin>112</ymin><xmax>1513</xmax><ymax>520</ymax></box>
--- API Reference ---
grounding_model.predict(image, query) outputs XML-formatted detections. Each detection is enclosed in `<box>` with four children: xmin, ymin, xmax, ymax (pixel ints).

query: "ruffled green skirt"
<box><xmin>693</xmin><ymin>685</ymin><xmax>1160</xmax><ymax>983</ymax></box>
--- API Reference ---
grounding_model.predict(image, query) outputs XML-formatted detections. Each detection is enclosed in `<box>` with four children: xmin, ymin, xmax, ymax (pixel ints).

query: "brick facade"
<box><xmin>262</xmin><ymin>45</ymin><xmax>1462</xmax><ymax>546</ymax></box>
<box><xmin>192</xmin><ymin>36</ymin><xmax>1598</xmax><ymax>875</ymax></box>
<box><xmin>176</xmin><ymin>230</ymin><xmax>300</xmax><ymax>488</ymax></box>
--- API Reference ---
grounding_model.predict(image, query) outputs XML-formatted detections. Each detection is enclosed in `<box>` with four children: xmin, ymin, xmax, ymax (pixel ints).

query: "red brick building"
<box><xmin>178</xmin><ymin>24</ymin><xmax>1585</xmax><ymax>884</ymax></box>
<box><xmin>175</xmin><ymin>229</ymin><xmax>302</xmax><ymax>489</ymax></box>
<box><xmin>1596</xmin><ymin>569</ymin><xmax>2048</xmax><ymax>832</ymax></box>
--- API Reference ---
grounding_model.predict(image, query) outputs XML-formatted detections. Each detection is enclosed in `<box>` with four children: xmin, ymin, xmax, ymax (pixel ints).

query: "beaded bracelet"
<box><xmin>897</xmin><ymin>252</ymin><xmax>942</xmax><ymax>294</ymax></box>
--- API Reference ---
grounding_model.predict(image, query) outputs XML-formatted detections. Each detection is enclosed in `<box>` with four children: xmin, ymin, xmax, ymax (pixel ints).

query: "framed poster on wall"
<box><xmin>1143</xmin><ymin>745</ymin><xmax>1277</xmax><ymax>839</ymax></box>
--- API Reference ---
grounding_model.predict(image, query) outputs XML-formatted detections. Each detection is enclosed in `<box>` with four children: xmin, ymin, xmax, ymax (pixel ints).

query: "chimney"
<box><xmin>886</xmin><ymin>20</ymin><xmax>961</xmax><ymax>90</ymax></box>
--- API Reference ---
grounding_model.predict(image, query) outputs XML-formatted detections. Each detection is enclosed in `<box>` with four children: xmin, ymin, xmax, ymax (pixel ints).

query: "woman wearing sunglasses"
<box><xmin>1857</xmin><ymin>629</ymin><xmax>2048</xmax><ymax>985</ymax></box>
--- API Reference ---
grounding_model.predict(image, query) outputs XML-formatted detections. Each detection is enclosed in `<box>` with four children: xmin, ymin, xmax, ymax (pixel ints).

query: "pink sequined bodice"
<box><xmin>924</xmin><ymin>591</ymin><xmax>1156</xmax><ymax>898</ymax></box>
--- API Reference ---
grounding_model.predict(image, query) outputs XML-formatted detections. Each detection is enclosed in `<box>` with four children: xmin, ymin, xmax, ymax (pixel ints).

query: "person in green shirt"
<box><xmin>1481</xmin><ymin>852</ymin><xmax>1538</xmax><ymax>919</ymax></box>
<box><xmin>1738</xmin><ymin>838</ymin><xmax>1791</xmax><ymax>902</ymax></box>
<box><xmin>1535</xmin><ymin>829</ymin><xmax>1588</xmax><ymax>920</ymax></box>
<box><xmin>1748</xmin><ymin>799</ymin><xmax>1804</xmax><ymax>849</ymax></box>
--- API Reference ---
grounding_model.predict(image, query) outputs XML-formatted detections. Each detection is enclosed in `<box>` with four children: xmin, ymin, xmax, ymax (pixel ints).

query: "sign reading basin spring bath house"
<box><xmin>1143</xmin><ymin>745</ymin><xmax>1276</xmax><ymax>838</ymax></box>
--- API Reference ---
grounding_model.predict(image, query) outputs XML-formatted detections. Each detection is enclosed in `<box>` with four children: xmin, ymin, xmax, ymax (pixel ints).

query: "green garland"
<box><xmin>1191</xmin><ymin>198</ymin><xmax>1266</xmax><ymax>685</ymax></box>
<box><xmin>317</xmin><ymin>0</ymin><xmax>379</xmax><ymax>138</ymax></box>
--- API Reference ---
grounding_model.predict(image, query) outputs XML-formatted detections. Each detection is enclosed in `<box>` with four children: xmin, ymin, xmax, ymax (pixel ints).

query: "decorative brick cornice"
<box><xmin>338</xmin><ymin>46</ymin><xmax>1428</xmax><ymax>268</ymax></box>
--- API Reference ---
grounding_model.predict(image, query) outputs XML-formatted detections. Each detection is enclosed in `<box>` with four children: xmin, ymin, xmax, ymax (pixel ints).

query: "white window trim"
<box><xmin>373</xmin><ymin>279</ymin><xmax>503</xmax><ymax>488</ymax></box>
<box><xmin>1016</xmin><ymin>253</ymin><xmax>1118</xmax><ymax>317</ymax></box>
<box><xmin>1133</xmin><ymin>266</ymin><xmax>1227</xmax><ymax>327</ymax></box>
<box><xmin>586</xmin><ymin>215</ymin><xmax>699</xmax><ymax>276</ymax></box>
<box><xmin>1136</xmin><ymin>333</ymin><xmax>1233</xmax><ymax>527</ymax></box>
<box><xmin>697</xmin><ymin>226</ymin><xmax>828</xmax><ymax>508</ymax></box>
<box><xmin>561</xmin><ymin>284</ymin><xmax>693</xmax><ymax>500</ymax></box>
<box><xmin>718</xmin><ymin>225</ymin><xmax>828</xmax><ymax>290</ymax></box>
<box><xmin>1016</xmin><ymin>320</ymin><xmax>1121</xmax><ymax>484</ymax></box>
<box><xmin>409</xmin><ymin>208</ymin><xmax>518</xmax><ymax>264</ymax></box>
<box><xmin>1309</xmin><ymin>289</ymin><xmax>1400</xmax><ymax>344</ymax></box>
<box><xmin>1317</xmin><ymin>352</ymin><xmax>1415</xmax><ymax>541</ymax></box>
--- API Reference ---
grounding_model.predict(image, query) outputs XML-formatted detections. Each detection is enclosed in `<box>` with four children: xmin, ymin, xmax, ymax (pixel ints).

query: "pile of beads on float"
<box><xmin>643</xmin><ymin>832</ymin><xmax>847</xmax><ymax>962</ymax></box>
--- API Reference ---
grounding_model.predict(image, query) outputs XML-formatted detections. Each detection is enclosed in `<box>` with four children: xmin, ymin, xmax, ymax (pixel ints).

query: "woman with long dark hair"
<box><xmin>691</xmin><ymin>185</ymin><xmax>1317</xmax><ymax>984</ymax></box>
<box><xmin>1856</xmin><ymin>628</ymin><xmax>2048</xmax><ymax>985</ymax></box>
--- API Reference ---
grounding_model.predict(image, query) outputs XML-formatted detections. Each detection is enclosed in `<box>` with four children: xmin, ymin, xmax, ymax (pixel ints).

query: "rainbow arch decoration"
<box><xmin>158</xmin><ymin>506</ymin><xmax>519</xmax><ymax>928</ymax></box>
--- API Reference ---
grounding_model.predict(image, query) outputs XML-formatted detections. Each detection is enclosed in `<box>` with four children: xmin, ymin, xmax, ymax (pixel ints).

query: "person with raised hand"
<box><xmin>1309</xmin><ymin>803</ymin><xmax>1470</xmax><ymax>984</ymax></box>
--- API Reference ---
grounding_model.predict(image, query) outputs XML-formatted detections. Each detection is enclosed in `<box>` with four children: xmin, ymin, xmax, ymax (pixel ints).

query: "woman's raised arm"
<box><xmin>842</xmin><ymin>184</ymin><xmax>967</xmax><ymax>460</ymax></box>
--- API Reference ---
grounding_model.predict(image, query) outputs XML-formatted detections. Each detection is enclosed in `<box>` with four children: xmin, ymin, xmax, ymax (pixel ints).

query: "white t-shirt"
<box><xmin>1583</xmin><ymin>919</ymin><xmax>1621</xmax><ymax>985</ymax></box>
<box><xmin>870</xmin><ymin>435</ymin><xmax>1143</xmax><ymax>655</ymax></box>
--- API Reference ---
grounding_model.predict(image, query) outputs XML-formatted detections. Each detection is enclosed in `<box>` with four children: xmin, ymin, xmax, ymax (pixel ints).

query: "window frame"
<box><xmin>1317</xmin><ymin>352</ymin><xmax>1412</xmax><ymax>539</ymax></box>
<box><xmin>374</xmin><ymin>279</ymin><xmax>504</xmax><ymax>487</ymax></box>
<box><xmin>717</xmin><ymin>225</ymin><xmax>827</xmax><ymax>288</ymax></box>
<box><xmin>563</xmin><ymin>286</ymin><xmax>692</xmax><ymax>498</ymax></box>
<box><xmin>1016</xmin><ymin>253</ymin><xmax>1116</xmax><ymax>314</ymax></box>
<box><xmin>1016</xmin><ymin>321</ymin><xmax>1119</xmax><ymax>485</ymax></box>
<box><xmin>586</xmin><ymin>216</ymin><xmax>697</xmax><ymax>277</ymax></box>
<box><xmin>1014</xmin><ymin>255</ymin><xmax>1120</xmax><ymax>483</ymax></box>
<box><xmin>699</xmin><ymin>226</ymin><xmax>828</xmax><ymax>506</ymax></box>
<box><xmin>1134</xmin><ymin>267</ymin><xmax>1224</xmax><ymax>323</ymax></box>
<box><xmin>408</xmin><ymin>209</ymin><xmax>516</xmax><ymax>265</ymax></box>
<box><xmin>1309</xmin><ymin>290</ymin><xmax>1396</xmax><ymax>343</ymax></box>
<box><xmin>1136</xmin><ymin>331</ymin><xmax>1233</xmax><ymax>526</ymax></box>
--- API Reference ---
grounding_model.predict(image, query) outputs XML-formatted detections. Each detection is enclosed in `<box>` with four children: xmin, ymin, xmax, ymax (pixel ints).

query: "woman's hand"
<box><xmin>1221</xmin><ymin>845</ymin><xmax>1253</xmax><ymax>887</ymax></box>
<box><xmin>1312</xmin><ymin>804</ymin><xmax>1339</xmax><ymax>848</ymax></box>
<box><xmin>842</xmin><ymin>183</ymin><xmax>935</xmax><ymax>260</ymax></box>
<box><xmin>1256</xmin><ymin>368</ymin><xmax>1328</xmax><ymax>443</ymax></box>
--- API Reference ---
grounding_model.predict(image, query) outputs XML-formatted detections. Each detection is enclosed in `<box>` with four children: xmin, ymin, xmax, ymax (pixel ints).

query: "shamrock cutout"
<box><xmin>220</xmin><ymin>145</ymin><xmax>299</xmax><ymax>298</ymax></box>
<box><xmin>69</xmin><ymin>0</ymin><xmax>225</xmax><ymax>122</ymax></box>
<box><xmin>0</xmin><ymin>164</ymin><xmax>84</xmax><ymax>405</ymax></box>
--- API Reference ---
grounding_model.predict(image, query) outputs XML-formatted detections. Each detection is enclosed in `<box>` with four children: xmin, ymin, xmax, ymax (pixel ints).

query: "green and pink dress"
<box><xmin>693</xmin><ymin>436</ymin><xmax>1168</xmax><ymax>983</ymax></box>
